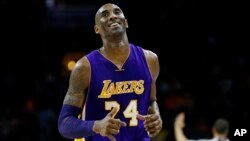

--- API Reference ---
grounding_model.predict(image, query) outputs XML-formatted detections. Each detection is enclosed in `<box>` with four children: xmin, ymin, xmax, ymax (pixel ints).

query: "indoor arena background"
<box><xmin>0</xmin><ymin>0</ymin><xmax>249</xmax><ymax>141</ymax></box>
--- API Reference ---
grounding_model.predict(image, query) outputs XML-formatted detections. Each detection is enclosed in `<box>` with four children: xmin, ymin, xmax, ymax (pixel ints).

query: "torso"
<box><xmin>83</xmin><ymin>43</ymin><xmax>152</xmax><ymax>141</ymax></box>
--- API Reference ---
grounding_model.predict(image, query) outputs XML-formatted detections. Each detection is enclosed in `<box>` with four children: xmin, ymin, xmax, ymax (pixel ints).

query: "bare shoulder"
<box><xmin>73</xmin><ymin>56</ymin><xmax>90</xmax><ymax>73</ymax></box>
<box><xmin>142</xmin><ymin>49</ymin><xmax>159</xmax><ymax>80</ymax></box>
<box><xmin>143</xmin><ymin>49</ymin><xmax>158</xmax><ymax>60</ymax></box>
<box><xmin>70</xmin><ymin>56</ymin><xmax>91</xmax><ymax>87</ymax></box>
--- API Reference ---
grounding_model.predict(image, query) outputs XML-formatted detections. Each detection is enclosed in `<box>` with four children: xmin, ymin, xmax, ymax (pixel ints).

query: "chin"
<box><xmin>112</xmin><ymin>28</ymin><xmax>125</xmax><ymax>34</ymax></box>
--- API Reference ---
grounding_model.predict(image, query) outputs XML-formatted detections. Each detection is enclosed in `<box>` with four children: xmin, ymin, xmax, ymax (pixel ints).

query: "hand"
<box><xmin>93</xmin><ymin>107</ymin><xmax>127</xmax><ymax>141</ymax></box>
<box><xmin>137</xmin><ymin>112</ymin><xmax>162</xmax><ymax>137</ymax></box>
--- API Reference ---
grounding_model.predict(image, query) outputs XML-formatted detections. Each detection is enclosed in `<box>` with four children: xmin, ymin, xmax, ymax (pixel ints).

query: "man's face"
<box><xmin>94</xmin><ymin>4</ymin><xmax>128</xmax><ymax>36</ymax></box>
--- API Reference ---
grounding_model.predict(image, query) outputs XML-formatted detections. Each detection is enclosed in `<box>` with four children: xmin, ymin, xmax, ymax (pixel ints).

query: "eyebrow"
<box><xmin>114</xmin><ymin>7</ymin><xmax>121</xmax><ymax>10</ymax></box>
<box><xmin>100</xmin><ymin>7</ymin><xmax>121</xmax><ymax>14</ymax></box>
<box><xmin>101</xmin><ymin>10</ymin><xmax>109</xmax><ymax>15</ymax></box>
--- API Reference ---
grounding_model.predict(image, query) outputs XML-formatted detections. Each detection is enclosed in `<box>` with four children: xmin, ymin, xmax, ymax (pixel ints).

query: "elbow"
<box><xmin>58</xmin><ymin>119</ymin><xmax>74</xmax><ymax>139</ymax></box>
<box><xmin>57</xmin><ymin>105</ymin><xmax>86</xmax><ymax>139</ymax></box>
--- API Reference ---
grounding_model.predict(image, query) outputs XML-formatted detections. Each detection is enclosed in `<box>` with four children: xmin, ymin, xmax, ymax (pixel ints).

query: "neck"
<box><xmin>102</xmin><ymin>32</ymin><xmax>129</xmax><ymax>47</ymax></box>
<box><xmin>100</xmin><ymin>40</ymin><xmax>129</xmax><ymax>57</ymax></box>
<box><xmin>99</xmin><ymin>34</ymin><xmax>130</xmax><ymax>65</ymax></box>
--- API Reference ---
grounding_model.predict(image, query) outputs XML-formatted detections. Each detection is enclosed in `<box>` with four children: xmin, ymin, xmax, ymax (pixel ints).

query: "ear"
<box><xmin>94</xmin><ymin>25</ymin><xmax>99</xmax><ymax>34</ymax></box>
<box><xmin>125</xmin><ymin>19</ymin><xmax>128</xmax><ymax>28</ymax></box>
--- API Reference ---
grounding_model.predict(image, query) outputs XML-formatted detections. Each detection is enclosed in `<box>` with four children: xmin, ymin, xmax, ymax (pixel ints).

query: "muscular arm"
<box><xmin>63</xmin><ymin>56</ymin><xmax>90</xmax><ymax>107</ymax></box>
<box><xmin>142</xmin><ymin>49</ymin><xmax>162</xmax><ymax>137</ymax></box>
<box><xmin>144</xmin><ymin>49</ymin><xmax>160</xmax><ymax>114</ymax></box>
<box><xmin>58</xmin><ymin>57</ymin><xmax>95</xmax><ymax>139</ymax></box>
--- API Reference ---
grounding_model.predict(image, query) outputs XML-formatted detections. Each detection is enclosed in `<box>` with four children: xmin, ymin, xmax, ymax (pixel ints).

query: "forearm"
<box><xmin>58</xmin><ymin>104</ymin><xmax>96</xmax><ymax>139</ymax></box>
<box><xmin>174</xmin><ymin>126</ymin><xmax>188</xmax><ymax>141</ymax></box>
<box><xmin>149</xmin><ymin>100</ymin><xmax>160</xmax><ymax>114</ymax></box>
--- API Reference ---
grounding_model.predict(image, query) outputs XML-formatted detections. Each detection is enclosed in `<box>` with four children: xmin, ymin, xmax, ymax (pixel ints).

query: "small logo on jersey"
<box><xmin>98</xmin><ymin>80</ymin><xmax>144</xmax><ymax>98</ymax></box>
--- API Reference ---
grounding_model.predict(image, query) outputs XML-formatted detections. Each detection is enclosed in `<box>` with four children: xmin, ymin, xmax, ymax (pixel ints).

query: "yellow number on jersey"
<box><xmin>123</xmin><ymin>100</ymin><xmax>138</xmax><ymax>126</ymax></box>
<box><xmin>74</xmin><ymin>139</ymin><xmax>85</xmax><ymax>141</ymax></box>
<box><xmin>105</xmin><ymin>101</ymin><xmax>120</xmax><ymax>118</ymax></box>
<box><xmin>105</xmin><ymin>100</ymin><xmax>138</xmax><ymax>126</ymax></box>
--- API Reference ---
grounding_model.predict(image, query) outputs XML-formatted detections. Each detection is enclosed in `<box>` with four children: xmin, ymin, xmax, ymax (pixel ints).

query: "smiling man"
<box><xmin>58</xmin><ymin>3</ymin><xmax>162</xmax><ymax>141</ymax></box>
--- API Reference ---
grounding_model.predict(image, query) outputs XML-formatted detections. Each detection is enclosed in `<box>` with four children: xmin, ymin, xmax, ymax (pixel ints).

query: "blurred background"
<box><xmin>0</xmin><ymin>0</ymin><xmax>249</xmax><ymax>141</ymax></box>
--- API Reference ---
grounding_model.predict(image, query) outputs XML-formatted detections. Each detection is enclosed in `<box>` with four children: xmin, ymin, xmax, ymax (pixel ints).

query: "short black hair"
<box><xmin>213</xmin><ymin>118</ymin><xmax>229</xmax><ymax>134</ymax></box>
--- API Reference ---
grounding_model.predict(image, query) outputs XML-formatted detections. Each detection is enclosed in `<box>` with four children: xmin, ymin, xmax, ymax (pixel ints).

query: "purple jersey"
<box><xmin>83</xmin><ymin>43</ymin><xmax>152</xmax><ymax>141</ymax></box>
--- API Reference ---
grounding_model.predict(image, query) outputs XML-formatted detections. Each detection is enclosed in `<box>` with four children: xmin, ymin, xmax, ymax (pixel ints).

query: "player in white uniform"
<box><xmin>174</xmin><ymin>112</ymin><xmax>230</xmax><ymax>141</ymax></box>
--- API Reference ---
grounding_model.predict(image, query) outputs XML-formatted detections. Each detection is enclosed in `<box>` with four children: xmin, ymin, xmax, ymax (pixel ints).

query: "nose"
<box><xmin>109</xmin><ymin>12</ymin><xmax>118</xmax><ymax>20</ymax></box>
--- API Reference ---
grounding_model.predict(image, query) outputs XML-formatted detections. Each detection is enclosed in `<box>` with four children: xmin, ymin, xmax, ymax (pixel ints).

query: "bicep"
<box><xmin>143</xmin><ymin>50</ymin><xmax>160</xmax><ymax>101</ymax></box>
<box><xmin>63</xmin><ymin>57</ymin><xmax>90</xmax><ymax>108</ymax></box>
<box><xmin>150</xmin><ymin>81</ymin><xmax>157</xmax><ymax>102</ymax></box>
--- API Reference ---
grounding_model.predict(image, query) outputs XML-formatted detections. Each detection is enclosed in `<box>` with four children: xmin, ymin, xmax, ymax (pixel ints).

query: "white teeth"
<box><xmin>110</xmin><ymin>23</ymin><xmax>119</xmax><ymax>26</ymax></box>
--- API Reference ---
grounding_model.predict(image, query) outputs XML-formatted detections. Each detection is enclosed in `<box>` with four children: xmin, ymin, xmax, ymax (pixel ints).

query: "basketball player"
<box><xmin>174</xmin><ymin>112</ymin><xmax>230</xmax><ymax>141</ymax></box>
<box><xmin>58</xmin><ymin>3</ymin><xmax>162</xmax><ymax>141</ymax></box>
